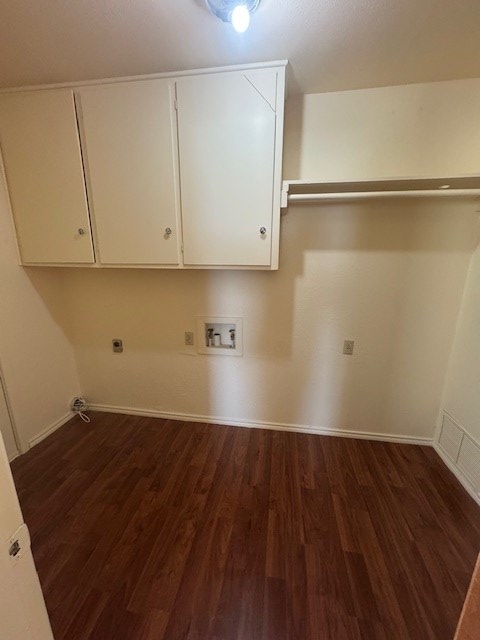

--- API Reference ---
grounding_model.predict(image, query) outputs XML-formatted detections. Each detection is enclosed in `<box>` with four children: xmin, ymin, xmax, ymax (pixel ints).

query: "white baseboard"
<box><xmin>8</xmin><ymin>450</ymin><xmax>21</xmax><ymax>463</ymax></box>
<box><xmin>28</xmin><ymin>411</ymin><xmax>74</xmax><ymax>449</ymax></box>
<box><xmin>89</xmin><ymin>403</ymin><xmax>432</xmax><ymax>446</ymax></box>
<box><xmin>433</xmin><ymin>442</ymin><xmax>480</xmax><ymax>507</ymax></box>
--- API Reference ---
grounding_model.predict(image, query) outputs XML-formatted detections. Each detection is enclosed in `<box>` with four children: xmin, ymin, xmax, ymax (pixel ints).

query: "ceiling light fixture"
<box><xmin>205</xmin><ymin>0</ymin><xmax>261</xmax><ymax>33</ymax></box>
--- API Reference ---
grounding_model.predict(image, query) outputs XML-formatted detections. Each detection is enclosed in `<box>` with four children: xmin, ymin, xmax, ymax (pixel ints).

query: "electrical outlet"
<box><xmin>185</xmin><ymin>331</ymin><xmax>194</xmax><ymax>346</ymax></box>
<box><xmin>112</xmin><ymin>339</ymin><xmax>123</xmax><ymax>353</ymax></box>
<box><xmin>343</xmin><ymin>340</ymin><xmax>354</xmax><ymax>355</ymax></box>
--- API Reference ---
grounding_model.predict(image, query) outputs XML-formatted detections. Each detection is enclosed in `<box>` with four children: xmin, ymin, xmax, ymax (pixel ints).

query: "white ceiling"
<box><xmin>1</xmin><ymin>0</ymin><xmax>480</xmax><ymax>94</ymax></box>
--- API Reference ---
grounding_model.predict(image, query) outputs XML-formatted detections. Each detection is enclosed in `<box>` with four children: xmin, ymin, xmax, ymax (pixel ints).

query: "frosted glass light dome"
<box><xmin>231</xmin><ymin>5</ymin><xmax>250</xmax><ymax>33</ymax></box>
<box><xmin>205</xmin><ymin>0</ymin><xmax>261</xmax><ymax>31</ymax></box>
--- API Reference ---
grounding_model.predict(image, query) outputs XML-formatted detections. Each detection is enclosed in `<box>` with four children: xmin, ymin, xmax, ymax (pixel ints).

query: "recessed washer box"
<box><xmin>196</xmin><ymin>316</ymin><xmax>243</xmax><ymax>356</ymax></box>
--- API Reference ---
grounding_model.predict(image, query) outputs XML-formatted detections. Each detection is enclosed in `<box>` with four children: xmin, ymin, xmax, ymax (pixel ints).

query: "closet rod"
<box><xmin>288</xmin><ymin>189</ymin><xmax>480</xmax><ymax>202</ymax></box>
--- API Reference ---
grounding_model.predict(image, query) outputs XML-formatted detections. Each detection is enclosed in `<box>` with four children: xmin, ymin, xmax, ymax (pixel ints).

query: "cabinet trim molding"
<box><xmin>0</xmin><ymin>60</ymin><xmax>288</xmax><ymax>95</ymax></box>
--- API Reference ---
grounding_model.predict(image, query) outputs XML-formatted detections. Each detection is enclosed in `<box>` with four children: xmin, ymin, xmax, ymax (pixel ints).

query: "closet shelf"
<box><xmin>281</xmin><ymin>175</ymin><xmax>480</xmax><ymax>208</ymax></box>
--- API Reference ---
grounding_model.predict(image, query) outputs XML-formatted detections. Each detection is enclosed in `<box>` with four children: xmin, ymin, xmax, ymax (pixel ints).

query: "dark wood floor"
<box><xmin>11</xmin><ymin>413</ymin><xmax>480</xmax><ymax>640</ymax></box>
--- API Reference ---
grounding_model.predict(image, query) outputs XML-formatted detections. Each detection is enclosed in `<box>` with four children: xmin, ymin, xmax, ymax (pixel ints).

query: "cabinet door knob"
<box><xmin>78</xmin><ymin>228</ymin><xmax>86</xmax><ymax>236</ymax></box>
<box><xmin>165</xmin><ymin>227</ymin><xmax>172</xmax><ymax>236</ymax></box>
<box><xmin>259</xmin><ymin>226</ymin><xmax>267</xmax><ymax>236</ymax></box>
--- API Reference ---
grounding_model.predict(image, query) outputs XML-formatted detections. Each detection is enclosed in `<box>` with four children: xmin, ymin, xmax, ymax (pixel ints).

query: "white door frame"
<box><xmin>0</xmin><ymin>360</ymin><xmax>22</xmax><ymax>459</ymax></box>
<box><xmin>0</xmin><ymin>432</ymin><xmax>54</xmax><ymax>640</ymax></box>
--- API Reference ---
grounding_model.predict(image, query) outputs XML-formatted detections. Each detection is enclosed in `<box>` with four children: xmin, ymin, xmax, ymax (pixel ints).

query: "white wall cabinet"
<box><xmin>0</xmin><ymin>89</ymin><xmax>94</xmax><ymax>264</ymax></box>
<box><xmin>77</xmin><ymin>80</ymin><xmax>181</xmax><ymax>265</ymax></box>
<box><xmin>177</xmin><ymin>68</ymin><xmax>284</xmax><ymax>267</ymax></box>
<box><xmin>0</xmin><ymin>62</ymin><xmax>286</xmax><ymax>269</ymax></box>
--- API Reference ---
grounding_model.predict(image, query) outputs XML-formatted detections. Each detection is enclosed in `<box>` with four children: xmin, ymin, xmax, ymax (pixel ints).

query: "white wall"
<box><xmin>440</xmin><ymin>241</ymin><xmax>480</xmax><ymax>443</ymax></box>
<box><xmin>60</xmin><ymin>78</ymin><xmax>480</xmax><ymax>441</ymax></box>
<box><xmin>285</xmin><ymin>78</ymin><xmax>480</xmax><ymax>181</ymax></box>
<box><xmin>0</xmin><ymin>166</ymin><xmax>81</xmax><ymax>450</ymax></box>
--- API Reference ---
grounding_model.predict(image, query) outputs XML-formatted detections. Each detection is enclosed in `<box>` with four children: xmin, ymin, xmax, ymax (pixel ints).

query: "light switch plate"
<box><xmin>343</xmin><ymin>340</ymin><xmax>354</xmax><ymax>355</ymax></box>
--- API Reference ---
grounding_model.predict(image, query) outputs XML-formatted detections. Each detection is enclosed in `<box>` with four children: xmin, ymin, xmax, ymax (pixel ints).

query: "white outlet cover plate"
<box><xmin>196</xmin><ymin>316</ymin><xmax>243</xmax><ymax>356</ymax></box>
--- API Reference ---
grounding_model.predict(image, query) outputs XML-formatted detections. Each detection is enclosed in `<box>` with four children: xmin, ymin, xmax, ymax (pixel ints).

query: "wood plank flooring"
<box><xmin>11</xmin><ymin>413</ymin><xmax>480</xmax><ymax>639</ymax></box>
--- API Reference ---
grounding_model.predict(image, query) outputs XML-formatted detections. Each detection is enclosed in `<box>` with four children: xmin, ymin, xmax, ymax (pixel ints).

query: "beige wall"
<box><xmin>60</xmin><ymin>78</ymin><xmax>480</xmax><ymax>441</ymax></box>
<box><xmin>1</xmin><ymin>77</ymin><xmax>478</xmax><ymax>446</ymax></box>
<box><xmin>0</xmin><ymin>165</ymin><xmax>81</xmax><ymax>450</ymax></box>
<box><xmin>63</xmin><ymin>201</ymin><xmax>474</xmax><ymax>440</ymax></box>
<box><xmin>441</xmin><ymin>242</ymin><xmax>480</xmax><ymax>442</ymax></box>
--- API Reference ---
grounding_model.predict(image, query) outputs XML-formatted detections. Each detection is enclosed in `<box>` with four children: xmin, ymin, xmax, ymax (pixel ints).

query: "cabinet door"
<box><xmin>0</xmin><ymin>90</ymin><xmax>94</xmax><ymax>264</ymax></box>
<box><xmin>77</xmin><ymin>80</ymin><xmax>180</xmax><ymax>265</ymax></box>
<box><xmin>176</xmin><ymin>70</ymin><xmax>279</xmax><ymax>267</ymax></box>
